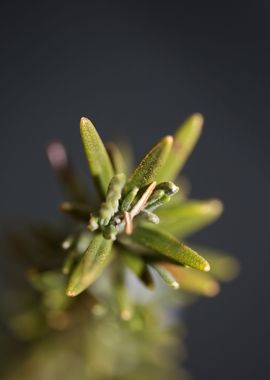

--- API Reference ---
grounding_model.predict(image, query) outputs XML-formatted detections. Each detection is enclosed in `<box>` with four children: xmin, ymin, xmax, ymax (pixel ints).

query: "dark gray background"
<box><xmin>0</xmin><ymin>1</ymin><xmax>269</xmax><ymax>379</ymax></box>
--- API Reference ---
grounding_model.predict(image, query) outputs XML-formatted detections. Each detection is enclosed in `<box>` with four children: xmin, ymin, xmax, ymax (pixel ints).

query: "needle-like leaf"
<box><xmin>124</xmin><ymin>135</ymin><xmax>173</xmax><ymax>194</ymax></box>
<box><xmin>80</xmin><ymin>117</ymin><xmax>114</xmax><ymax>198</ymax></box>
<box><xmin>131</xmin><ymin>225</ymin><xmax>210</xmax><ymax>272</ymax></box>
<box><xmin>106</xmin><ymin>142</ymin><xmax>127</xmax><ymax>175</ymax></box>
<box><xmin>66</xmin><ymin>233</ymin><xmax>113</xmax><ymax>297</ymax></box>
<box><xmin>155</xmin><ymin>199</ymin><xmax>223</xmax><ymax>238</ymax></box>
<box><xmin>151</xmin><ymin>264</ymin><xmax>180</xmax><ymax>289</ymax></box>
<box><xmin>120</xmin><ymin>248</ymin><xmax>154</xmax><ymax>289</ymax></box>
<box><xmin>60</xmin><ymin>202</ymin><xmax>91</xmax><ymax>222</ymax></box>
<box><xmin>99</xmin><ymin>173</ymin><xmax>126</xmax><ymax>225</ymax></box>
<box><xmin>156</xmin><ymin>113</ymin><xmax>203</xmax><ymax>182</ymax></box>
<box><xmin>114</xmin><ymin>268</ymin><xmax>134</xmax><ymax>320</ymax></box>
<box><xmin>159</xmin><ymin>263</ymin><xmax>220</xmax><ymax>297</ymax></box>
<box><xmin>193</xmin><ymin>246</ymin><xmax>240</xmax><ymax>282</ymax></box>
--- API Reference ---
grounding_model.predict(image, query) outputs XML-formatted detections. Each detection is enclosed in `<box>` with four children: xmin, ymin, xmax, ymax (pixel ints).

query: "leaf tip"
<box><xmin>206</xmin><ymin>280</ymin><xmax>220</xmax><ymax>297</ymax></box>
<box><xmin>192</xmin><ymin>113</ymin><xmax>204</xmax><ymax>129</ymax></box>
<box><xmin>172</xmin><ymin>281</ymin><xmax>180</xmax><ymax>289</ymax></box>
<box><xmin>80</xmin><ymin>116</ymin><xmax>95</xmax><ymax>133</ymax></box>
<box><xmin>66</xmin><ymin>289</ymin><xmax>76</xmax><ymax>297</ymax></box>
<box><xmin>211</xmin><ymin>199</ymin><xmax>224</xmax><ymax>215</ymax></box>
<box><xmin>204</xmin><ymin>262</ymin><xmax>211</xmax><ymax>272</ymax></box>
<box><xmin>80</xmin><ymin>116</ymin><xmax>91</xmax><ymax>125</ymax></box>
<box><xmin>163</xmin><ymin>135</ymin><xmax>174</xmax><ymax>146</ymax></box>
<box><xmin>201</xmin><ymin>199</ymin><xmax>224</xmax><ymax>217</ymax></box>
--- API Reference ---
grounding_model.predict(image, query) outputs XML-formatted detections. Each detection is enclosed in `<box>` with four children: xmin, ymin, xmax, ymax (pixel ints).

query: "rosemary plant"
<box><xmin>0</xmin><ymin>114</ymin><xmax>238</xmax><ymax>380</ymax></box>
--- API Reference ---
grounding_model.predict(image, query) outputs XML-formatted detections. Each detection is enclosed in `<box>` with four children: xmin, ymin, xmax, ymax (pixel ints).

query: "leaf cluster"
<box><xmin>49</xmin><ymin>114</ymin><xmax>236</xmax><ymax>303</ymax></box>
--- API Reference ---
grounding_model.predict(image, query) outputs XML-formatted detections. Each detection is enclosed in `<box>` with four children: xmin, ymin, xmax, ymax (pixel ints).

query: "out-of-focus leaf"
<box><xmin>9</xmin><ymin>308</ymin><xmax>48</xmax><ymax>340</ymax></box>
<box><xmin>62</xmin><ymin>251</ymin><xmax>76</xmax><ymax>275</ymax></box>
<box><xmin>67</xmin><ymin>233</ymin><xmax>113</xmax><ymax>297</ymax></box>
<box><xmin>194</xmin><ymin>247</ymin><xmax>240</xmax><ymax>282</ymax></box>
<box><xmin>27</xmin><ymin>270</ymin><xmax>65</xmax><ymax>292</ymax></box>
<box><xmin>120</xmin><ymin>247</ymin><xmax>154</xmax><ymax>289</ymax></box>
<box><xmin>155</xmin><ymin>199</ymin><xmax>223</xmax><ymax>238</ymax></box>
<box><xmin>157</xmin><ymin>113</ymin><xmax>203</xmax><ymax>182</ymax></box>
<box><xmin>160</xmin><ymin>263</ymin><xmax>220</xmax><ymax>297</ymax></box>
<box><xmin>131</xmin><ymin>225</ymin><xmax>210</xmax><ymax>272</ymax></box>
<box><xmin>106</xmin><ymin>142</ymin><xmax>127</xmax><ymax>175</ymax></box>
<box><xmin>60</xmin><ymin>202</ymin><xmax>91</xmax><ymax>222</ymax></box>
<box><xmin>124</xmin><ymin>136</ymin><xmax>173</xmax><ymax>194</ymax></box>
<box><xmin>115</xmin><ymin>139</ymin><xmax>134</xmax><ymax>176</ymax></box>
<box><xmin>114</xmin><ymin>268</ymin><xmax>134</xmax><ymax>321</ymax></box>
<box><xmin>151</xmin><ymin>264</ymin><xmax>179</xmax><ymax>289</ymax></box>
<box><xmin>47</xmin><ymin>141</ymin><xmax>90</xmax><ymax>203</ymax></box>
<box><xmin>80</xmin><ymin>117</ymin><xmax>114</xmax><ymax>198</ymax></box>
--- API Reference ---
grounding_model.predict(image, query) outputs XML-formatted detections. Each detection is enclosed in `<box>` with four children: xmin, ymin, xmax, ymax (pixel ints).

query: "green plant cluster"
<box><xmin>57</xmin><ymin>115</ymin><xmax>228</xmax><ymax>299</ymax></box>
<box><xmin>0</xmin><ymin>114</ymin><xmax>239</xmax><ymax>380</ymax></box>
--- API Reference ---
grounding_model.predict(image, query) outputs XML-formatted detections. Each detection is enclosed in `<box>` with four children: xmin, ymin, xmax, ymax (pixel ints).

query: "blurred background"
<box><xmin>0</xmin><ymin>1</ymin><xmax>269</xmax><ymax>379</ymax></box>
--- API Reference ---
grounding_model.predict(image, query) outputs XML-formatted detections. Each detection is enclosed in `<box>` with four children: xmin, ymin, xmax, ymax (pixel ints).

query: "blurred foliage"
<box><xmin>0</xmin><ymin>114</ymin><xmax>239</xmax><ymax>379</ymax></box>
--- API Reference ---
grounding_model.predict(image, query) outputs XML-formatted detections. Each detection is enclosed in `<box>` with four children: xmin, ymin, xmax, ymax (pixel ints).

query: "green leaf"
<box><xmin>151</xmin><ymin>264</ymin><xmax>179</xmax><ymax>289</ymax></box>
<box><xmin>62</xmin><ymin>250</ymin><xmax>76</xmax><ymax>275</ymax></box>
<box><xmin>114</xmin><ymin>267</ymin><xmax>134</xmax><ymax>320</ymax></box>
<box><xmin>131</xmin><ymin>225</ymin><xmax>210</xmax><ymax>272</ymax></box>
<box><xmin>124</xmin><ymin>135</ymin><xmax>173</xmax><ymax>194</ymax></box>
<box><xmin>80</xmin><ymin>117</ymin><xmax>114</xmax><ymax>198</ymax></box>
<box><xmin>106</xmin><ymin>142</ymin><xmax>128</xmax><ymax>175</ymax></box>
<box><xmin>156</xmin><ymin>113</ymin><xmax>203</xmax><ymax>182</ymax></box>
<box><xmin>60</xmin><ymin>202</ymin><xmax>91</xmax><ymax>222</ymax></box>
<box><xmin>155</xmin><ymin>199</ymin><xmax>223</xmax><ymax>238</ymax></box>
<box><xmin>193</xmin><ymin>246</ymin><xmax>240</xmax><ymax>282</ymax></box>
<box><xmin>66</xmin><ymin>233</ymin><xmax>113</xmax><ymax>297</ymax></box>
<box><xmin>120</xmin><ymin>187</ymin><xmax>139</xmax><ymax>212</ymax></box>
<box><xmin>99</xmin><ymin>173</ymin><xmax>126</xmax><ymax>226</ymax></box>
<box><xmin>120</xmin><ymin>247</ymin><xmax>154</xmax><ymax>289</ymax></box>
<box><xmin>159</xmin><ymin>263</ymin><xmax>220</xmax><ymax>297</ymax></box>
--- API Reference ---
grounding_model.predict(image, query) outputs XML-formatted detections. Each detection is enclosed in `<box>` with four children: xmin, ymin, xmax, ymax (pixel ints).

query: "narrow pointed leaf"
<box><xmin>160</xmin><ymin>263</ymin><xmax>220</xmax><ymax>297</ymax></box>
<box><xmin>99</xmin><ymin>173</ymin><xmax>126</xmax><ymax>225</ymax></box>
<box><xmin>60</xmin><ymin>202</ymin><xmax>91</xmax><ymax>222</ymax></box>
<box><xmin>67</xmin><ymin>233</ymin><xmax>113</xmax><ymax>297</ymax></box>
<box><xmin>151</xmin><ymin>264</ymin><xmax>179</xmax><ymax>289</ymax></box>
<box><xmin>194</xmin><ymin>246</ymin><xmax>240</xmax><ymax>282</ymax></box>
<box><xmin>156</xmin><ymin>113</ymin><xmax>203</xmax><ymax>182</ymax></box>
<box><xmin>155</xmin><ymin>199</ymin><xmax>223</xmax><ymax>238</ymax></box>
<box><xmin>106</xmin><ymin>142</ymin><xmax>127</xmax><ymax>174</ymax></box>
<box><xmin>62</xmin><ymin>250</ymin><xmax>76</xmax><ymax>275</ymax></box>
<box><xmin>124</xmin><ymin>135</ymin><xmax>173</xmax><ymax>194</ymax></box>
<box><xmin>120</xmin><ymin>248</ymin><xmax>154</xmax><ymax>289</ymax></box>
<box><xmin>80</xmin><ymin>117</ymin><xmax>114</xmax><ymax>197</ymax></box>
<box><xmin>120</xmin><ymin>187</ymin><xmax>139</xmax><ymax>212</ymax></box>
<box><xmin>131</xmin><ymin>225</ymin><xmax>210</xmax><ymax>272</ymax></box>
<box><xmin>114</xmin><ymin>268</ymin><xmax>133</xmax><ymax>320</ymax></box>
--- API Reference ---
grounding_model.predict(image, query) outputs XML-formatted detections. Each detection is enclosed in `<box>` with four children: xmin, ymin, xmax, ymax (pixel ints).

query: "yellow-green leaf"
<box><xmin>124</xmin><ymin>135</ymin><xmax>173</xmax><ymax>194</ymax></box>
<box><xmin>131</xmin><ymin>225</ymin><xmax>210</xmax><ymax>272</ymax></box>
<box><xmin>159</xmin><ymin>263</ymin><xmax>220</xmax><ymax>297</ymax></box>
<box><xmin>106</xmin><ymin>142</ymin><xmax>128</xmax><ymax>175</ymax></box>
<box><xmin>194</xmin><ymin>247</ymin><xmax>240</xmax><ymax>282</ymax></box>
<box><xmin>66</xmin><ymin>233</ymin><xmax>113</xmax><ymax>297</ymax></box>
<box><xmin>151</xmin><ymin>264</ymin><xmax>179</xmax><ymax>289</ymax></box>
<box><xmin>157</xmin><ymin>113</ymin><xmax>203</xmax><ymax>182</ymax></box>
<box><xmin>120</xmin><ymin>248</ymin><xmax>154</xmax><ymax>289</ymax></box>
<box><xmin>99</xmin><ymin>173</ymin><xmax>126</xmax><ymax>225</ymax></box>
<box><xmin>80</xmin><ymin>117</ymin><xmax>114</xmax><ymax>198</ymax></box>
<box><xmin>155</xmin><ymin>199</ymin><xmax>223</xmax><ymax>238</ymax></box>
<box><xmin>60</xmin><ymin>201</ymin><xmax>91</xmax><ymax>222</ymax></box>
